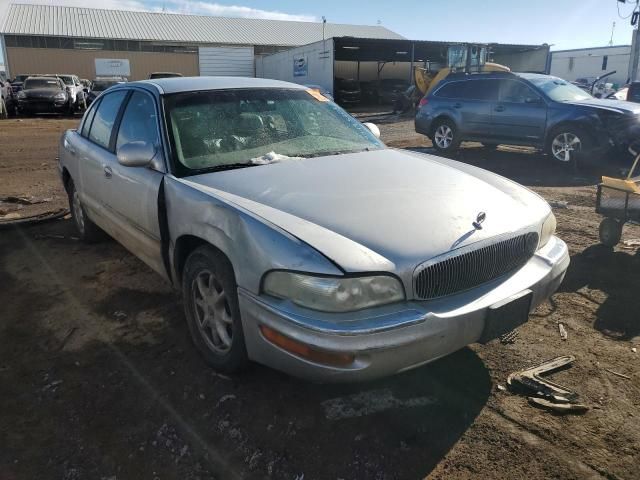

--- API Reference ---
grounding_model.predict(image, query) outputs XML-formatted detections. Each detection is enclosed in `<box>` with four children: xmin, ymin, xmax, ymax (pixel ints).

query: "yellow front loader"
<box><xmin>414</xmin><ymin>61</ymin><xmax>511</xmax><ymax>97</ymax></box>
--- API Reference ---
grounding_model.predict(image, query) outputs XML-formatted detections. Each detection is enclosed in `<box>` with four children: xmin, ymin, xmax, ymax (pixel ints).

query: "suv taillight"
<box><xmin>418</xmin><ymin>97</ymin><xmax>429</xmax><ymax>108</ymax></box>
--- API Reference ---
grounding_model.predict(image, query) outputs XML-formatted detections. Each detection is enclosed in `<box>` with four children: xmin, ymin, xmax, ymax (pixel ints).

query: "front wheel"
<box><xmin>431</xmin><ymin>119</ymin><xmax>460</xmax><ymax>153</ymax></box>
<box><xmin>548</xmin><ymin>127</ymin><xmax>590</xmax><ymax>163</ymax></box>
<box><xmin>599</xmin><ymin>217</ymin><xmax>623</xmax><ymax>247</ymax></box>
<box><xmin>182</xmin><ymin>246</ymin><xmax>249</xmax><ymax>373</ymax></box>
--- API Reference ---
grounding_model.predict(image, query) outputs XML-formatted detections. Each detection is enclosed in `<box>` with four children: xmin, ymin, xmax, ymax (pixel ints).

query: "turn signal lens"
<box><xmin>260</xmin><ymin>325</ymin><xmax>355</xmax><ymax>367</ymax></box>
<box><xmin>418</xmin><ymin>97</ymin><xmax>429</xmax><ymax>108</ymax></box>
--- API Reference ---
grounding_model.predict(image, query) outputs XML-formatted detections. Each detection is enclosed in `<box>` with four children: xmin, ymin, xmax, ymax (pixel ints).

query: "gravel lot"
<box><xmin>1</xmin><ymin>116</ymin><xmax>639</xmax><ymax>479</ymax></box>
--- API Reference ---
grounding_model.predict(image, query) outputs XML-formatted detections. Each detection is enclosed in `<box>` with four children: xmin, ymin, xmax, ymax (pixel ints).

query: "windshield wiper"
<box><xmin>194</xmin><ymin>162</ymin><xmax>261</xmax><ymax>174</ymax></box>
<box><xmin>305</xmin><ymin>147</ymin><xmax>373</xmax><ymax>158</ymax></box>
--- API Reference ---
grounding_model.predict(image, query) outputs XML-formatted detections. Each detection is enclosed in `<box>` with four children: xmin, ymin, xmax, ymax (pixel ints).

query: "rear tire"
<box><xmin>0</xmin><ymin>98</ymin><xmax>7</xmax><ymax>119</ymax></box>
<box><xmin>431</xmin><ymin>119</ymin><xmax>460</xmax><ymax>153</ymax></box>
<box><xmin>68</xmin><ymin>179</ymin><xmax>104</xmax><ymax>243</ymax></box>
<box><xmin>599</xmin><ymin>217</ymin><xmax>623</xmax><ymax>247</ymax></box>
<box><xmin>182</xmin><ymin>246</ymin><xmax>249</xmax><ymax>373</ymax></box>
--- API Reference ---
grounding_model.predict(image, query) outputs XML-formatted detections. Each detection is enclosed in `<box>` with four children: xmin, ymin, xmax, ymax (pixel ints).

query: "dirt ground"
<box><xmin>1</xmin><ymin>116</ymin><xmax>639</xmax><ymax>480</ymax></box>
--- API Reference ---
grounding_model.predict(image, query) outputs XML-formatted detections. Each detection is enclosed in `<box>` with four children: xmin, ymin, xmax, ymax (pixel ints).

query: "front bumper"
<box><xmin>239</xmin><ymin>235</ymin><xmax>570</xmax><ymax>382</ymax></box>
<box><xmin>18</xmin><ymin>100</ymin><xmax>68</xmax><ymax>113</ymax></box>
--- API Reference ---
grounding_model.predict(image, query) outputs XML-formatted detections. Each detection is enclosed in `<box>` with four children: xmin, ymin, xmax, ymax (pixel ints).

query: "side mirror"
<box><xmin>363</xmin><ymin>122</ymin><xmax>381</xmax><ymax>139</ymax></box>
<box><xmin>117</xmin><ymin>141</ymin><xmax>155</xmax><ymax>168</ymax></box>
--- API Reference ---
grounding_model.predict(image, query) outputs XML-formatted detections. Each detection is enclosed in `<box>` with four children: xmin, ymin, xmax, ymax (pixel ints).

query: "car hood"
<box><xmin>22</xmin><ymin>88</ymin><xmax>65</xmax><ymax>99</ymax></box>
<box><xmin>566</xmin><ymin>98</ymin><xmax>640</xmax><ymax>115</ymax></box>
<box><xmin>182</xmin><ymin>149</ymin><xmax>550</xmax><ymax>273</ymax></box>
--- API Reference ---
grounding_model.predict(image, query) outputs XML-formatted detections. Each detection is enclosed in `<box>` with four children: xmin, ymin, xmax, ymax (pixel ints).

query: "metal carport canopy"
<box><xmin>332</xmin><ymin>37</ymin><xmax>549</xmax><ymax>64</ymax></box>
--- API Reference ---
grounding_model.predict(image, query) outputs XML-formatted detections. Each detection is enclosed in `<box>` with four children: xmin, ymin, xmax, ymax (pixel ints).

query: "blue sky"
<box><xmin>0</xmin><ymin>0</ymin><xmax>638</xmax><ymax>65</ymax></box>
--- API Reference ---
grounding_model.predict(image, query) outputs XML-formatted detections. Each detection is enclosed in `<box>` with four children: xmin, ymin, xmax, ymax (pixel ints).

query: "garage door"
<box><xmin>198</xmin><ymin>46</ymin><xmax>255</xmax><ymax>77</ymax></box>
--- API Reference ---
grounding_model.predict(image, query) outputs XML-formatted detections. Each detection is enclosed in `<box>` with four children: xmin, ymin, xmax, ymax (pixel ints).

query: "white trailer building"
<box><xmin>550</xmin><ymin>45</ymin><xmax>631</xmax><ymax>86</ymax></box>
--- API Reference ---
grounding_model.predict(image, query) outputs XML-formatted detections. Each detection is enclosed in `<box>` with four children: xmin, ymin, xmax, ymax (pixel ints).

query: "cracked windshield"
<box><xmin>1</xmin><ymin>0</ymin><xmax>640</xmax><ymax>479</ymax></box>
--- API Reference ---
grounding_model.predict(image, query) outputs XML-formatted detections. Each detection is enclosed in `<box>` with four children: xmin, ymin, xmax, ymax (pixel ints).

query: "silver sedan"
<box><xmin>58</xmin><ymin>77</ymin><xmax>569</xmax><ymax>382</ymax></box>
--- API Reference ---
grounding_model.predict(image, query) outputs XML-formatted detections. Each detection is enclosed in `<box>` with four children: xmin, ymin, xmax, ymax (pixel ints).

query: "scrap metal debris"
<box><xmin>549</xmin><ymin>200</ymin><xmax>569</xmax><ymax>209</ymax></box>
<box><xmin>0</xmin><ymin>195</ymin><xmax>51</xmax><ymax>205</ymax></box>
<box><xmin>558</xmin><ymin>323</ymin><xmax>568</xmax><ymax>341</ymax></box>
<box><xmin>528</xmin><ymin>397</ymin><xmax>589</xmax><ymax>413</ymax></box>
<box><xmin>507</xmin><ymin>356</ymin><xmax>588</xmax><ymax>413</ymax></box>
<box><xmin>500</xmin><ymin>330</ymin><xmax>519</xmax><ymax>344</ymax></box>
<box><xmin>604</xmin><ymin>368</ymin><xmax>631</xmax><ymax>380</ymax></box>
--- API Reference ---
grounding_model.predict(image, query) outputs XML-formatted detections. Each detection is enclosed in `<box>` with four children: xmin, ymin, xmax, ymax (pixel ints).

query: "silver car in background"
<box><xmin>58</xmin><ymin>77</ymin><xmax>569</xmax><ymax>382</ymax></box>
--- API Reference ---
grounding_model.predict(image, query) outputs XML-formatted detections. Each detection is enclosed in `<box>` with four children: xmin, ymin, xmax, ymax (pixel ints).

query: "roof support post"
<box><xmin>409</xmin><ymin>41</ymin><xmax>415</xmax><ymax>85</ymax></box>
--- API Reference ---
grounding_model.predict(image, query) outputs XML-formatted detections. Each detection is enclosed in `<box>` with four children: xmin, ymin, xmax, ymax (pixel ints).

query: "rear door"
<box><xmin>75</xmin><ymin>89</ymin><xmax>129</xmax><ymax>225</ymax></box>
<box><xmin>435</xmin><ymin>79</ymin><xmax>498</xmax><ymax>138</ymax></box>
<box><xmin>492</xmin><ymin>79</ymin><xmax>547</xmax><ymax>144</ymax></box>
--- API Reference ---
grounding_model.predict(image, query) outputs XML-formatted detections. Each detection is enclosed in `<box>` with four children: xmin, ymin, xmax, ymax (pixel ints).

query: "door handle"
<box><xmin>453</xmin><ymin>103</ymin><xmax>462</xmax><ymax>109</ymax></box>
<box><xmin>494</xmin><ymin>105</ymin><xmax>505</xmax><ymax>112</ymax></box>
<box><xmin>104</xmin><ymin>166</ymin><xmax>113</xmax><ymax>179</ymax></box>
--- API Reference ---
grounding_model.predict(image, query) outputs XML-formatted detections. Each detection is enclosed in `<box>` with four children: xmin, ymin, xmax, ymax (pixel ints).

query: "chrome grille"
<box><xmin>414</xmin><ymin>233</ymin><xmax>539</xmax><ymax>300</ymax></box>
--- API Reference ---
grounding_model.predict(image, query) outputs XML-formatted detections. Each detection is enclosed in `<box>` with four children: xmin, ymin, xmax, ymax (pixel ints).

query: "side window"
<box><xmin>116</xmin><ymin>91</ymin><xmax>160</xmax><ymax>150</ymax></box>
<box><xmin>499</xmin><ymin>80</ymin><xmax>541</xmax><ymax>104</ymax></box>
<box><xmin>435</xmin><ymin>82</ymin><xmax>466</xmax><ymax>99</ymax></box>
<box><xmin>463</xmin><ymin>80</ymin><xmax>499</xmax><ymax>101</ymax></box>
<box><xmin>81</xmin><ymin>100</ymin><xmax>100</xmax><ymax>138</ymax></box>
<box><xmin>89</xmin><ymin>90</ymin><xmax>128</xmax><ymax>149</ymax></box>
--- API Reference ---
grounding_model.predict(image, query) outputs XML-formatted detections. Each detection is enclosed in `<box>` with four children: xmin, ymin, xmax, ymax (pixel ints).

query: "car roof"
<box><xmin>25</xmin><ymin>76</ymin><xmax>62</xmax><ymax>82</ymax></box>
<box><xmin>138</xmin><ymin>76</ymin><xmax>309</xmax><ymax>94</ymax></box>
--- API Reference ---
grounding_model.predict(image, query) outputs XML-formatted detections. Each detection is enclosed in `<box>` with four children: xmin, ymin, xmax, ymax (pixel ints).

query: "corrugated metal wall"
<box><xmin>6</xmin><ymin>47</ymin><xmax>198</xmax><ymax>80</ymax></box>
<box><xmin>198</xmin><ymin>47</ymin><xmax>254</xmax><ymax>76</ymax></box>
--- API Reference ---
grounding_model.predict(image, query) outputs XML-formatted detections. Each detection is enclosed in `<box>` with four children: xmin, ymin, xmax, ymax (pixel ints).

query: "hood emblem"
<box><xmin>473</xmin><ymin>212</ymin><xmax>486</xmax><ymax>230</ymax></box>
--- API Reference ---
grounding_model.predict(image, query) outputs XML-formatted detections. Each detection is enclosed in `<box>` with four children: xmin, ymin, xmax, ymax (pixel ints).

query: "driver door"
<box><xmin>492</xmin><ymin>79</ymin><xmax>547</xmax><ymax>144</ymax></box>
<box><xmin>103</xmin><ymin>90</ymin><xmax>168</xmax><ymax>279</ymax></box>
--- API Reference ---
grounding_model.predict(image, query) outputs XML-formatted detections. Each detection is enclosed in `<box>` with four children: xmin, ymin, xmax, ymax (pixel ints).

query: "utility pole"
<box><xmin>609</xmin><ymin>21</ymin><xmax>616</xmax><ymax>45</ymax></box>
<box><xmin>625</xmin><ymin>0</ymin><xmax>640</xmax><ymax>81</ymax></box>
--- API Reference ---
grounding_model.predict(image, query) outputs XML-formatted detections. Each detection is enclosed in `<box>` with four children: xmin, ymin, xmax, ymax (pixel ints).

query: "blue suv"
<box><xmin>415</xmin><ymin>72</ymin><xmax>640</xmax><ymax>163</ymax></box>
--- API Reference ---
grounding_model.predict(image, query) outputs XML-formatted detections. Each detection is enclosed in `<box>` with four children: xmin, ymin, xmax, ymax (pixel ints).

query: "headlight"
<box><xmin>55</xmin><ymin>92</ymin><xmax>66</xmax><ymax>100</ymax></box>
<box><xmin>538</xmin><ymin>212</ymin><xmax>557</xmax><ymax>249</ymax></box>
<box><xmin>263</xmin><ymin>271</ymin><xmax>405</xmax><ymax>312</ymax></box>
<box><xmin>17</xmin><ymin>91</ymin><xmax>26</xmax><ymax>99</ymax></box>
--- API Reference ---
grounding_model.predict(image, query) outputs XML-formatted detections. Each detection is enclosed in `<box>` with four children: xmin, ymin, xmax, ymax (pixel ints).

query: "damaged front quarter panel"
<box><xmin>163</xmin><ymin>175</ymin><xmax>344</xmax><ymax>294</ymax></box>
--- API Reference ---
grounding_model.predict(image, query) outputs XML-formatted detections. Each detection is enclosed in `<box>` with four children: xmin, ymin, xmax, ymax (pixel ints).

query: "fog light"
<box><xmin>259</xmin><ymin>325</ymin><xmax>355</xmax><ymax>367</ymax></box>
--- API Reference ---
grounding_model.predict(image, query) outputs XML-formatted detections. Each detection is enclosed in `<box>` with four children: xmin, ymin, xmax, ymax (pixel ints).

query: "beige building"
<box><xmin>0</xmin><ymin>4</ymin><xmax>403</xmax><ymax>80</ymax></box>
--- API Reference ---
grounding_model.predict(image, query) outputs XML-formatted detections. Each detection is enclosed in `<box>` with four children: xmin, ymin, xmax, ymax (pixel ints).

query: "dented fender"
<box><xmin>163</xmin><ymin>176</ymin><xmax>343</xmax><ymax>294</ymax></box>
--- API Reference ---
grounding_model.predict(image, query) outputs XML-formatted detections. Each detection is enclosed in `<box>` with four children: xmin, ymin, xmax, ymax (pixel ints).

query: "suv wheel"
<box><xmin>432</xmin><ymin>119</ymin><xmax>459</xmax><ymax>153</ymax></box>
<box><xmin>548</xmin><ymin>127</ymin><xmax>589</xmax><ymax>163</ymax></box>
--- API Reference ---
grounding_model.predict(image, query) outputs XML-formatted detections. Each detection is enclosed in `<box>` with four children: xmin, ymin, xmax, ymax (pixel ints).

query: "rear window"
<box><xmin>435</xmin><ymin>81</ymin><xmax>465</xmax><ymax>98</ymax></box>
<box><xmin>24</xmin><ymin>79</ymin><xmax>62</xmax><ymax>89</ymax></box>
<box><xmin>88</xmin><ymin>90</ymin><xmax>128</xmax><ymax>149</ymax></box>
<box><xmin>435</xmin><ymin>79</ymin><xmax>497</xmax><ymax>101</ymax></box>
<box><xmin>629</xmin><ymin>84</ymin><xmax>640</xmax><ymax>102</ymax></box>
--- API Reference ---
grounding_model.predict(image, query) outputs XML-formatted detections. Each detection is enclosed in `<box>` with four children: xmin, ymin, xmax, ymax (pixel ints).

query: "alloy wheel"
<box><xmin>192</xmin><ymin>269</ymin><xmax>234</xmax><ymax>354</ymax></box>
<box><xmin>551</xmin><ymin>132</ymin><xmax>581</xmax><ymax>162</ymax></box>
<box><xmin>434</xmin><ymin>124</ymin><xmax>453</xmax><ymax>149</ymax></box>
